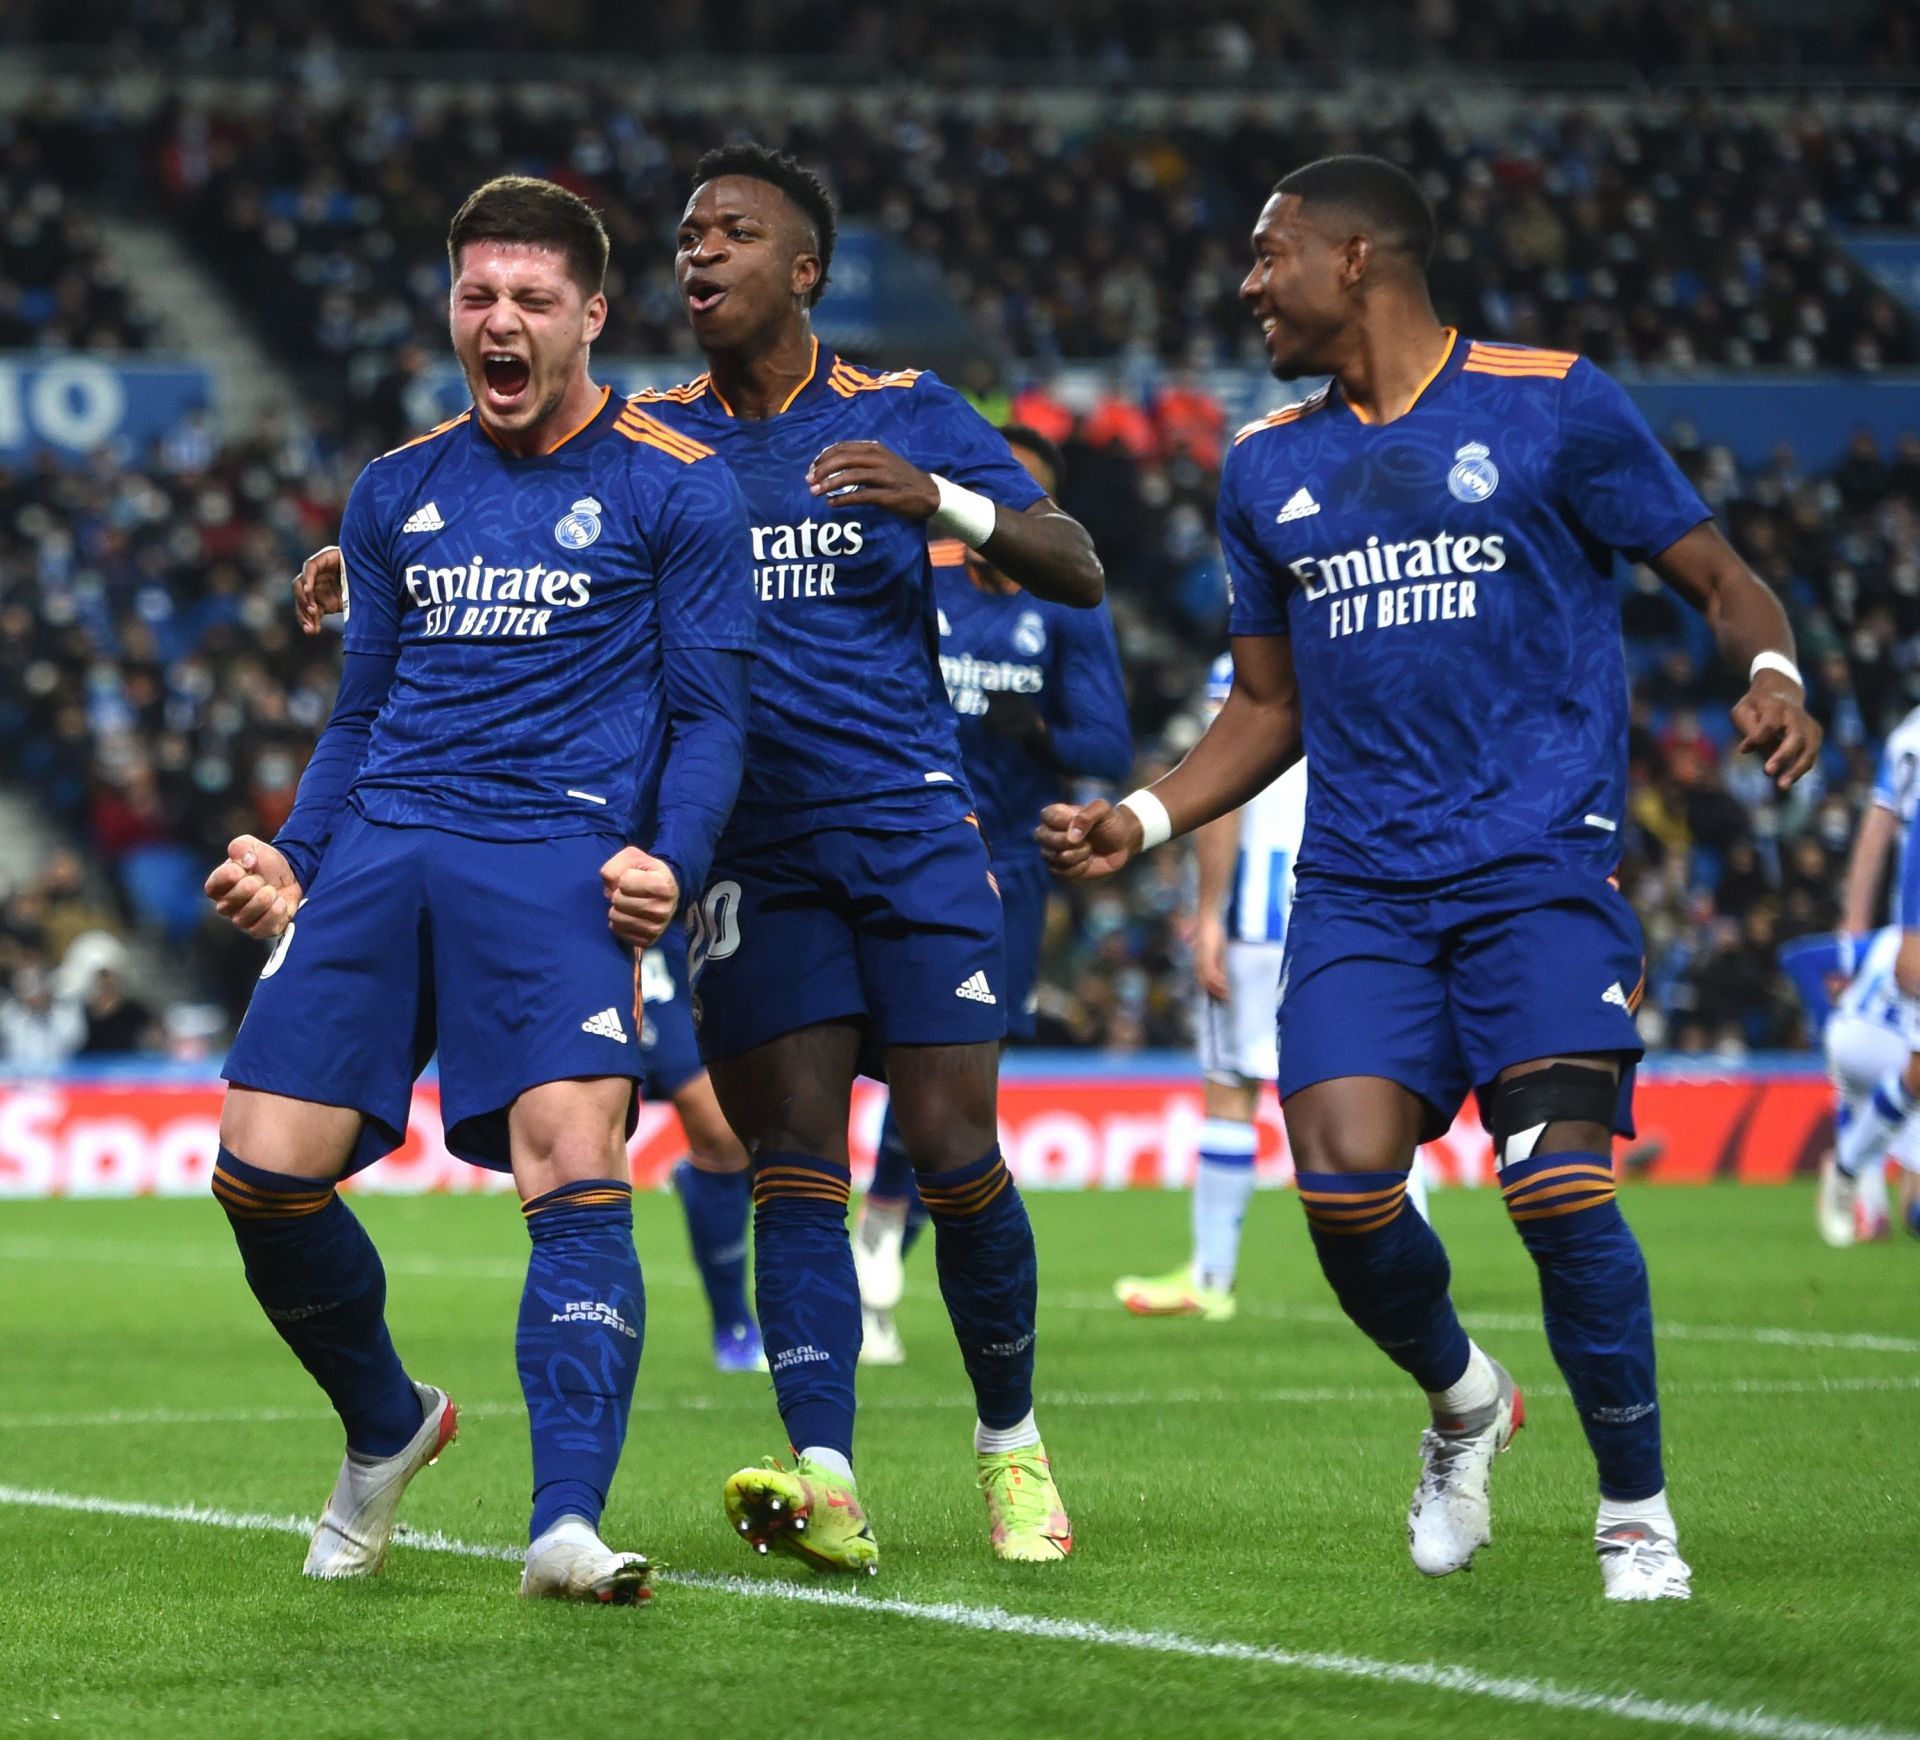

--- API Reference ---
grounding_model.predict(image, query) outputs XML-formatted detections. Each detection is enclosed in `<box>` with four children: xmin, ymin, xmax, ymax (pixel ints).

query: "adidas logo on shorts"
<box><xmin>1603</xmin><ymin>982</ymin><xmax>1631</xmax><ymax>1011</ymax></box>
<box><xmin>581</xmin><ymin>1007</ymin><xmax>628</xmax><ymax>1042</ymax></box>
<box><xmin>954</xmin><ymin>971</ymin><xmax>997</xmax><ymax>1005</ymax></box>
<box><xmin>402</xmin><ymin>501</ymin><xmax>445</xmax><ymax>534</ymax></box>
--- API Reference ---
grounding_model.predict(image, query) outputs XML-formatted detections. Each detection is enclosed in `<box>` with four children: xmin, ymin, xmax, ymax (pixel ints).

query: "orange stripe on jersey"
<box><xmin>829</xmin><ymin>361</ymin><xmax>922</xmax><ymax>397</ymax></box>
<box><xmin>628</xmin><ymin>375</ymin><xmax>712</xmax><ymax>405</ymax></box>
<box><xmin>1464</xmin><ymin>342</ymin><xmax>1578</xmax><ymax>378</ymax></box>
<box><xmin>614</xmin><ymin>408</ymin><xmax>714</xmax><ymax>463</ymax></box>
<box><xmin>1467</xmin><ymin>341</ymin><xmax>1579</xmax><ymax>365</ymax></box>
<box><xmin>1231</xmin><ymin>386</ymin><xmax>1331</xmax><ymax>445</ymax></box>
<box><xmin>928</xmin><ymin>537</ymin><xmax>968</xmax><ymax>568</ymax></box>
<box><xmin>382</xmin><ymin>410</ymin><xmax>470</xmax><ymax>458</ymax></box>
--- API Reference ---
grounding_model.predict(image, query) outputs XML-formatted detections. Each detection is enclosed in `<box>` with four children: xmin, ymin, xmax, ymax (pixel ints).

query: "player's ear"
<box><xmin>582</xmin><ymin>290</ymin><xmax>608</xmax><ymax>347</ymax></box>
<box><xmin>792</xmin><ymin>251</ymin><xmax>823</xmax><ymax>304</ymax></box>
<box><xmin>1342</xmin><ymin>232</ymin><xmax>1373</xmax><ymax>289</ymax></box>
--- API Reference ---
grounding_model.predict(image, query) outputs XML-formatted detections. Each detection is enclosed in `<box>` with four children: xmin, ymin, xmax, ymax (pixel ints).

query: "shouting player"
<box><xmin>630</xmin><ymin>143</ymin><xmax>1105</xmax><ymax>1571</ymax></box>
<box><xmin>854</xmin><ymin>424</ymin><xmax>1132</xmax><ymax>1364</ymax></box>
<box><xmin>213</xmin><ymin>177</ymin><xmax>754</xmax><ymax>1603</ymax></box>
<box><xmin>1040</xmin><ymin>156</ymin><xmax>1820</xmax><ymax>1601</ymax></box>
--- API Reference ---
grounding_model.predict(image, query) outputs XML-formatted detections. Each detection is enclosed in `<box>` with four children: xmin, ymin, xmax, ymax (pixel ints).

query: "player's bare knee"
<box><xmin>216</xmin><ymin>1085</ymin><xmax>357</xmax><ymax>1180</ymax></box>
<box><xmin>1283</xmin><ymin>1078</ymin><xmax>1424</xmax><ymax>1174</ymax></box>
<box><xmin>1203</xmin><ymin>1076</ymin><xmax>1259</xmax><ymax>1122</ymax></box>
<box><xmin>885</xmin><ymin>1042</ymin><xmax>998</xmax><ymax>1172</ymax></box>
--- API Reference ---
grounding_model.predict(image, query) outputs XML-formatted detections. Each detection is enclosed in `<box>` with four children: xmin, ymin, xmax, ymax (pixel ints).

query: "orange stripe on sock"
<box><xmin>1296</xmin><ymin>1183</ymin><xmax>1407</xmax><ymax>1206</ymax></box>
<box><xmin>1306</xmin><ymin>1202</ymin><xmax>1406</xmax><ymax>1236</ymax></box>
<box><xmin>1508</xmin><ymin>1189</ymin><xmax>1616</xmax><ymax>1223</ymax></box>
<box><xmin>1500</xmin><ymin>1163</ymin><xmax>1616</xmax><ymax>1196</ymax></box>
<box><xmin>921</xmin><ymin>1171</ymin><xmax>1011</xmax><ymax>1218</ymax></box>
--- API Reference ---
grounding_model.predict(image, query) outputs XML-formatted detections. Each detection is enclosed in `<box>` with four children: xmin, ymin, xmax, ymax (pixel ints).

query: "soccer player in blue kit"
<box><xmin>206</xmin><ymin>177</ymin><xmax>755</xmax><ymax>1604</ymax></box>
<box><xmin>609</xmin><ymin>144</ymin><xmax>1106</xmax><ymax>1571</ymax></box>
<box><xmin>1041</xmin><ymin>156</ymin><xmax>1821</xmax><ymax>1601</ymax></box>
<box><xmin>854</xmin><ymin>426</ymin><xmax>1133</xmax><ymax>1365</ymax></box>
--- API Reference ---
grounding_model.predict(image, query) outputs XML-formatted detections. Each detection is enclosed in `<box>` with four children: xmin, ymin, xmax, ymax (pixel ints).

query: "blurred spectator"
<box><xmin>80</xmin><ymin>965</ymin><xmax>159</xmax><ymax>1055</ymax></box>
<box><xmin>1</xmin><ymin>965</ymin><xmax>85</xmax><ymax>1066</ymax></box>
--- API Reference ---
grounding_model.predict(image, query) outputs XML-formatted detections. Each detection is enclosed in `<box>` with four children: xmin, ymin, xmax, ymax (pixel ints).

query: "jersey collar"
<box><xmin>1336</xmin><ymin>328</ymin><xmax>1461</xmax><ymax>428</ymax></box>
<box><xmin>706</xmin><ymin>335</ymin><xmax>827</xmax><ymax>420</ymax></box>
<box><xmin>471</xmin><ymin>383</ymin><xmax>616</xmax><ymax>457</ymax></box>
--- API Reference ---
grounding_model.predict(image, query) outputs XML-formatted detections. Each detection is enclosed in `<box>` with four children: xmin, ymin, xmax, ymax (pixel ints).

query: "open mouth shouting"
<box><xmin>684</xmin><ymin>274</ymin><xmax>729</xmax><ymax>318</ymax></box>
<box><xmin>481</xmin><ymin>350</ymin><xmax>533</xmax><ymax>411</ymax></box>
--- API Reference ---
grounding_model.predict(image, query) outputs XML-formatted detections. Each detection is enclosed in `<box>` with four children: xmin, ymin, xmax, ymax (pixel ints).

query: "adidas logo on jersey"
<box><xmin>1276</xmin><ymin>487</ymin><xmax>1320</xmax><ymax>524</ymax></box>
<box><xmin>954</xmin><ymin>971</ymin><xmax>997</xmax><ymax>1005</ymax></box>
<box><xmin>1603</xmin><ymin>982</ymin><xmax>1631</xmax><ymax>1011</ymax></box>
<box><xmin>402</xmin><ymin>501</ymin><xmax>445</xmax><ymax>534</ymax></box>
<box><xmin>582</xmin><ymin>1007</ymin><xmax>628</xmax><ymax>1042</ymax></box>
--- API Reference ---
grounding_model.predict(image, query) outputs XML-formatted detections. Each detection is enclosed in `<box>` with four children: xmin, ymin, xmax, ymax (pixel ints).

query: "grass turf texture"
<box><xmin>1</xmin><ymin>1184</ymin><xmax>1916</xmax><ymax>1739</ymax></box>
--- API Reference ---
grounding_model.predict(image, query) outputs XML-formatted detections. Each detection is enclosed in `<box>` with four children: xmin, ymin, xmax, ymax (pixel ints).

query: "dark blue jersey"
<box><xmin>1221</xmin><ymin>334</ymin><xmax>1710</xmax><ymax>884</ymax></box>
<box><xmin>630</xmin><ymin>342</ymin><xmax>1047</xmax><ymax>850</ymax></box>
<box><xmin>339</xmin><ymin>388</ymin><xmax>755</xmax><ymax>842</ymax></box>
<box><xmin>932</xmin><ymin>545</ymin><xmax>1132</xmax><ymax>864</ymax></box>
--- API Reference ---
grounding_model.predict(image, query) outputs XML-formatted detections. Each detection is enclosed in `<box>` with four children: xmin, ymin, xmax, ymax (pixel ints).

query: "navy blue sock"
<box><xmin>212</xmin><ymin>1146</ymin><xmax>421</xmax><ymax>1458</ymax></box>
<box><xmin>1502</xmin><ymin>1151</ymin><xmax>1664</xmax><ymax>1500</ymax></box>
<box><xmin>919</xmin><ymin>1147</ymin><xmax>1037</xmax><ymax>1430</ymax></box>
<box><xmin>871</xmin><ymin>1107</ymin><xmax>930</xmax><ymax>1258</ymax></box>
<box><xmin>752</xmin><ymin>1152</ymin><xmax>861</xmax><ymax>1461</ymax></box>
<box><xmin>672</xmin><ymin>1158</ymin><xmax>753</xmax><ymax>1334</ymax></box>
<box><xmin>1296</xmin><ymin>1170</ymin><xmax>1472</xmax><ymax>1392</ymax></box>
<box><xmin>518</xmin><ymin>1179</ymin><xmax>645</xmax><ymax>1542</ymax></box>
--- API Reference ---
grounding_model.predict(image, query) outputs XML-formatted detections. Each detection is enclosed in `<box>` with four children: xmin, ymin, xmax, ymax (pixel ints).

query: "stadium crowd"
<box><xmin>6</xmin><ymin>0</ymin><xmax>1919</xmax><ymax>75</ymax></box>
<box><xmin>136</xmin><ymin>88</ymin><xmax>1919</xmax><ymax>422</ymax></box>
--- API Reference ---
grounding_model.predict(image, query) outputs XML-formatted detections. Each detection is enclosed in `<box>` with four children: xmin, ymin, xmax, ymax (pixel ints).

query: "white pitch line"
<box><xmin>6</xmin><ymin>1374</ymin><xmax>1918</xmax><ymax>1433</ymax></box>
<box><xmin>7</xmin><ymin>1238</ymin><xmax>1914</xmax><ymax>1355</ymax></box>
<box><xmin>0</xmin><ymin>1482</ymin><xmax>1911</xmax><ymax>1740</ymax></box>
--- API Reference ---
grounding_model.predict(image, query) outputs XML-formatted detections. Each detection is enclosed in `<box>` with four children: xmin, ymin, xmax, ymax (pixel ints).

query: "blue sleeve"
<box><xmin>338</xmin><ymin>462</ymin><xmax>403</xmax><ymax>657</ymax></box>
<box><xmin>643</xmin><ymin>456</ymin><xmax>756</xmax><ymax>896</ymax></box>
<box><xmin>1899</xmin><ymin>836</ymin><xmax>1920</xmax><ymax>932</ymax></box>
<box><xmin>908</xmin><ymin>375</ymin><xmax>1048</xmax><ymax>511</ymax></box>
<box><xmin>1220</xmin><ymin>443</ymin><xmax>1293</xmax><ymax>636</ymax></box>
<box><xmin>1874</xmin><ymin>743</ymin><xmax>1898</xmax><ymax>810</ymax></box>
<box><xmin>649</xmin><ymin>648</ymin><xmax>751</xmax><ymax>900</ymax></box>
<box><xmin>1043</xmin><ymin>605</ymin><xmax>1134</xmax><ymax>783</ymax></box>
<box><xmin>1556</xmin><ymin>360</ymin><xmax>1712</xmax><ymax>564</ymax></box>
<box><xmin>271</xmin><ymin>650</ymin><xmax>398</xmax><ymax>889</ymax></box>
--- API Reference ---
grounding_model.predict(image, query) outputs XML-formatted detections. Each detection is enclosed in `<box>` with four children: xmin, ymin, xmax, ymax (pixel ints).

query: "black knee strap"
<box><xmin>1487</xmin><ymin>1064</ymin><xmax>1617</xmax><ymax>1165</ymax></box>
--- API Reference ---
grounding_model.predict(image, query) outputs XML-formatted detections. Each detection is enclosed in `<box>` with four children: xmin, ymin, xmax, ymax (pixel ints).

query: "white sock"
<box><xmin>799</xmin><ymin>1445</ymin><xmax>854</xmax><ymax>1484</ymax></box>
<box><xmin>974</xmin><ymin>1410</ymin><xmax>1042</xmax><ymax>1454</ymax></box>
<box><xmin>1192</xmin><ymin>1117</ymin><xmax>1258</xmax><ymax>1292</ymax></box>
<box><xmin>1596</xmin><ymin>1488</ymin><xmax>1676</xmax><ymax>1541</ymax></box>
<box><xmin>1837</xmin><ymin>1070</ymin><xmax>1918</xmax><ymax>1177</ymax></box>
<box><xmin>1424</xmin><ymin>1341</ymin><xmax>1497</xmax><ymax>1419</ymax></box>
<box><xmin>1406</xmin><ymin>1151</ymin><xmax>1432</xmax><ymax>1222</ymax></box>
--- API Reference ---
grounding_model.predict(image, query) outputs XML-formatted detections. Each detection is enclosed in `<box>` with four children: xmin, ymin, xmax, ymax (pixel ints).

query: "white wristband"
<box><xmin>1119</xmin><ymin>788</ymin><xmax>1173</xmax><ymax>851</ymax></box>
<box><xmin>929</xmin><ymin>473</ymin><xmax>998</xmax><ymax>548</ymax></box>
<box><xmin>1750</xmin><ymin>650</ymin><xmax>1803</xmax><ymax>691</ymax></box>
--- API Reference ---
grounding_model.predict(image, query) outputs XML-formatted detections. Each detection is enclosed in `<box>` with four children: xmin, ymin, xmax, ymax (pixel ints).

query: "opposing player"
<box><xmin>631</xmin><ymin>144</ymin><xmax>1106</xmax><ymax>1571</ymax></box>
<box><xmin>1041</xmin><ymin>156</ymin><xmax>1820</xmax><ymax>1601</ymax></box>
<box><xmin>1819</xmin><ymin>701</ymin><xmax>1920</xmax><ymax>1242</ymax></box>
<box><xmin>635</xmin><ymin>938</ymin><xmax>764</xmax><ymax>1368</ymax></box>
<box><xmin>854</xmin><ymin>425</ymin><xmax>1132</xmax><ymax>1364</ymax></box>
<box><xmin>211</xmin><ymin>177</ymin><xmax>754</xmax><ymax>1603</ymax></box>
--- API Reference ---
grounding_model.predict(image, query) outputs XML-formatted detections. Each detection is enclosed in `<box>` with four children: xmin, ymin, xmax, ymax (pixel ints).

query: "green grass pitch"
<box><xmin>2</xmin><ymin>1183</ymin><xmax>1917</xmax><ymax>1739</ymax></box>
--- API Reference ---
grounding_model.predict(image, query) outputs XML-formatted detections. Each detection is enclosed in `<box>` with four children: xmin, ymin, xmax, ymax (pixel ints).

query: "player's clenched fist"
<box><xmin>1731</xmin><ymin>674</ymin><xmax>1822</xmax><ymax>791</ymax></box>
<box><xmin>1037</xmin><ymin>798</ymin><xmax>1144</xmax><ymax>881</ymax></box>
<box><xmin>601</xmin><ymin>846</ymin><xmax>680</xmax><ymax>948</ymax></box>
<box><xmin>293</xmin><ymin>544</ymin><xmax>346</xmax><ymax>635</ymax></box>
<box><xmin>204</xmin><ymin>835</ymin><xmax>302</xmax><ymax>938</ymax></box>
<box><xmin>806</xmin><ymin>440</ymin><xmax>939</xmax><ymax>517</ymax></box>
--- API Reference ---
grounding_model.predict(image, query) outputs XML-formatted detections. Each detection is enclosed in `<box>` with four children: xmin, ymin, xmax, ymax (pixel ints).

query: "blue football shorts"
<box><xmin>995</xmin><ymin>851</ymin><xmax>1049</xmax><ymax>1044</ymax></box>
<box><xmin>691</xmin><ymin>814</ymin><xmax>1007</xmax><ymax>1064</ymax></box>
<box><xmin>223</xmin><ymin>809</ymin><xmax>641</xmax><ymax>1174</ymax></box>
<box><xmin>635</xmin><ymin>931</ymin><xmax>705</xmax><ymax>1101</ymax></box>
<box><xmin>1277</xmin><ymin>854</ymin><xmax>1646</xmax><ymax>1140</ymax></box>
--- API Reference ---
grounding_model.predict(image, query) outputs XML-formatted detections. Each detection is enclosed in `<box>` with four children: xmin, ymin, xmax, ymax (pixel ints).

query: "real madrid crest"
<box><xmin>1013</xmin><ymin>609</ymin><xmax>1048</xmax><ymax>657</ymax></box>
<box><xmin>554</xmin><ymin>496</ymin><xmax>603</xmax><ymax>550</ymax></box>
<box><xmin>1447</xmin><ymin>442</ymin><xmax>1499</xmax><ymax>504</ymax></box>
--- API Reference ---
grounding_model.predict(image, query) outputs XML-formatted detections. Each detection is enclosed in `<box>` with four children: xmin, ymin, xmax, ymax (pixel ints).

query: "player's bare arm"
<box><xmin>1190</xmin><ymin>808</ymin><xmax>1240</xmax><ymax>1002</ymax></box>
<box><xmin>807</xmin><ymin>439</ymin><xmax>1103</xmax><ymax>607</ymax></box>
<box><xmin>1842</xmin><ymin>801</ymin><xmax>1899</xmax><ymax>935</ymax></box>
<box><xmin>1039</xmin><ymin>634</ymin><xmax>1301</xmax><ymax>879</ymax></box>
<box><xmin>204</xmin><ymin>834</ymin><xmax>302</xmax><ymax>939</ymax></box>
<box><xmin>1652</xmin><ymin>521</ymin><xmax>1821</xmax><ymax>789</ymax></box>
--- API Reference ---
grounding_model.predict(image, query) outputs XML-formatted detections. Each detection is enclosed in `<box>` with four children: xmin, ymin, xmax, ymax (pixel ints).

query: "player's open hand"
<box><xmin>601</xmin><ymin>847</ymin><xmax>680</xmax><ymax>948</ymax></box>
<box><xmin>204</xmin><ymin>836</ymin><xmax>302</xmax><ymax>939</ymax></box>
<box><xmin>806</xmin><ymin>441</ymin><xmax>940</xmax><ymax>518</ymax></box>
<box><xmin>294</xmin><ymin>545</ymin><xmax>346</xmax><ymax>635</ymax></box>
<box><xmin>1038</xmin><ymin>798</ymin><xmax>1144</xmax><ymax>881</ymax></box>
<box><xmin>1193</xmin><ymin>912</ymin><xmax>1230</xmax><ymax>1002</ymax></box>
<box><xmin>1732</xmin><ymin>673</ymin><xmax>1822</xmax><ymax>790</ymax></box>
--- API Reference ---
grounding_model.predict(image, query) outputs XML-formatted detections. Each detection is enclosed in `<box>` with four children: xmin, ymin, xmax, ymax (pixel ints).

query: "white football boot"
<box><xmin>859</xmin><ymin>1305</ymin><xmax>906</xmax><ymax>1366</ymax></box>
<box><xmin>520</xmin><ymin>1516</ymin><xmax>654</xmax><ymax>1605</ymax></box>
<box><xmin>303</xmin><ymin>1382</ymin><xmax>457</xmax><ymax>1578</ymax></box>
<box><xmin>1597</xmin><ymin>1522</ymin><xmax>1692</xmax><ymax>1601</ymax></box>
<box><xmin>1817</xmin><ymin>1154</ymin><xmax>1859</xmax><ymax>1249</ymax></box>
<box><xmin>1407</xmin><ymin>1358</ymin><xmax>1524</xmax><ymax>1577</ymax></box>
<box><xmin>854</xmin><ymin>1200</ymin><xmax>909</xmax><ymax>1366</ymax></box>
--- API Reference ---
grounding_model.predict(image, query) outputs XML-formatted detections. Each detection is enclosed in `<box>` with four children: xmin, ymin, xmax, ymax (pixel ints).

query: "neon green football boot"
<box><xmin>978</xmin><ymin>1443</ymin><xmax>1073</xmax><ymax>1562</ymax></box>
<box><xmin>723</xmin><ymin>1455</ymin><xmax>879</xmax><ymax>1575</ymax></box>
<box><xmin>1112</xmin><ymin>1264</ymin><xmax>1237</xmax><ymax>1322</ymax></box>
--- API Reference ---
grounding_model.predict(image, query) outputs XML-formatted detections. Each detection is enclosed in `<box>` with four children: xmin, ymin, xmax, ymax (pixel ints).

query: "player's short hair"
<box><xmin>691</xmin><ymin>142</ymin><xmax>837</xmax><ymax>307</ymax></box>
<box><xmin>1275</xmin><ymin>155</ymin><xmax>1436</xmax><ymax>271</ymax></box>
<box><xmin>999</xmin><ymin>423</ymin><xmax>1064</xmax><ymax>490</ymax></box>
<box><xmin>447</xmin><ymin>176</ymin><xmax>610</xmax><ymax>296</ymax></box>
